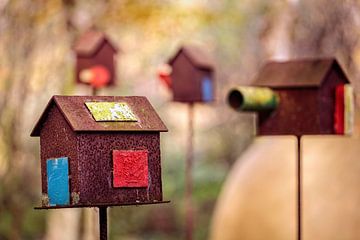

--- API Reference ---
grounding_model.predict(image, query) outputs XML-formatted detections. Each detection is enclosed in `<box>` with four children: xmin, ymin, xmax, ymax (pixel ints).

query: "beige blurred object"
<box><xmin>210</xmin><ymin>136</ymin><xmax>297</xmax><ymax>240</ymax></box>
<box><xmin>352</xmin><ymin>94</ymin><xmax>360</xmax><ymax>137</ymax></box>
<box><xmin>302</xmin><ymin>136</ymin><xmax>360</xmax><ymax>240</ymax></box>
<box><xmin>82</xmin><ymin>208</ymin><xmax>100</xmax><ymax>240</ymax></box>
<box><xmin>45</xmin><ymin>209</ymin><xmax>81</xmax><ymax>240</ymax></box>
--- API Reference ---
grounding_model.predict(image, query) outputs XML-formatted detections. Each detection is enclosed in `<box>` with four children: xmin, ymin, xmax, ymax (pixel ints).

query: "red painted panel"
<box><xmin>334</xmin><ymin>84</ymin><xmax>345</xmax><ymax>134</ymax></box>
<box><xmin>113</xmin><ymin>150</ymin><xmax>148</xmax><ymax>188</ymax></box>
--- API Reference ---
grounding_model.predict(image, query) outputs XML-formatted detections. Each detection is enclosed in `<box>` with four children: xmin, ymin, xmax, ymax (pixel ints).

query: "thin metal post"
<box><xmin>297</xmin><ymin>136</ymin><xmax>302</xmax><ymax>240</ymax></box>
<box><xmin>185</xmin><ymin>103</ymin><xmax>194</xmax><ymax>240</ymax></box>
<box><xmin>92</xmin><ymin>87</ymin><xmax>98</xmax><ymax>96</ymax></box>
<box><xmin>99</xmin><ymin>207</ymin><xmax>108</xmax><ymax>240</ymax></box>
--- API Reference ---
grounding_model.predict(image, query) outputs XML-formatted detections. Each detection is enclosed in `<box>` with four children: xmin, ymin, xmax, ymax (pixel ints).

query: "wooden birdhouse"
<box><xmin>74</xmin><ymin>30</ymin><xmax>119</xmax><ymax>88</ymax></box>
<box><xmin>164</xmin><ymin>45</ymin><xmax>215</xmax><ymax>103</ymax></box>
<box><xmin>228</xmin><ymin>58</ymin><xmax>354</xmax><ymax>136</ymax></box>
<box><xmin>31</xmin><ymin>96</ymin><xmax>168</xmax><ymax>208</ymax></box>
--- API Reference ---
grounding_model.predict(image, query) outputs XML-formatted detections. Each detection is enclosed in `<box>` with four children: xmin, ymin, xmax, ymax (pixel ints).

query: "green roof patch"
<box><xmin>85</xmin><ymin>102</ymin><xmax>137</xmax><ymax>122</ymax></box>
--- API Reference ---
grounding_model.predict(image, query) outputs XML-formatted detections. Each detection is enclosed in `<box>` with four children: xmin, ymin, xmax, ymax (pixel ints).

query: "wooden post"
<box><xmin>185</xmin><ymin>103</ymin><xmax>194</xmax><ymax>240</ymax></box>
<box><xmin>99</xmin><ymin>207</ymin><xmax>108</xmax><ymax>240</ymax></box>
<box><xmin>297</xmin><ymin>136</ymin><xmax>302</xmax><ymax>240</ymax></box>
<box><xmin>92</xmin><ymin>87</ymin><xmax>98</xmax><ymax>96</ymax></box>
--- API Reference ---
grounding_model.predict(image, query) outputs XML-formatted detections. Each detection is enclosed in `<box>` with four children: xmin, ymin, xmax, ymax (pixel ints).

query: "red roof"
<box><xmin>31</xmin><ymin>96</ymin><xmax>168</xmax><ymax>136</ymax></box>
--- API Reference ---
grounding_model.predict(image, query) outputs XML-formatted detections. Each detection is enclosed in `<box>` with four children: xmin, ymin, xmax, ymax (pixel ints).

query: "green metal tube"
<box><xmin>228</xmin><ymin>86</ymin><xmax>279</xmax><ymax>111</ymax></box>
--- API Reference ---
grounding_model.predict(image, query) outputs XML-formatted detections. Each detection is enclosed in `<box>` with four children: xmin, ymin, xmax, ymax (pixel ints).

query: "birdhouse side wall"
<box><xmin>258</xmin><ymin>88</ymin><xmax>320</xmax><ymax>136</ymax></box>
<box><xmin>77</xmin><ymin>132</ymin><xmax>162</xmax><ymax>205</ymax></box>
<box><xmin>171</xmin><ymin>53</ymin><xmax>202</xmax><ymax>102</ymax></box>
<box><xmin>39</xmin><ymin>105</ymin><xmax>79</xmax><ymax>204</ymax></box>
<box><xmin>318</xmin><ymin>66</ymin><xmax>350</xmax><ymax>134</ymax></box>
<box><xmin>76</xmin><ymin>42</ymin><xmax>116</xmax><ymax>86</ymax></box>
<box><xmin>197</xmin><ymin>68</ymin><xmax>214</xmax><ymax>102</ymax></box>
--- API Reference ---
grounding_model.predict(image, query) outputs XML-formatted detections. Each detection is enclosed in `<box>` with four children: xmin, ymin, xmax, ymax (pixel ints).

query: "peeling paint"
<box><xmin>71</xmin><ymin>192</ymin><xmax>80</xmax><ymax>204</ymax></box>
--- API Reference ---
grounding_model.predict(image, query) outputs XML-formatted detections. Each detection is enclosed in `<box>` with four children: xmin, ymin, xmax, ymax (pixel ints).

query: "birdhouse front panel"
<box><xmin>170</xmin><ymin>52</ymin><xmax>202</xmax><ymax>102</ymax></box>
<box><xmin>77</xmin><ymin>132</ymin><xmax>162</xmax><ymax>205</ymax></box>
<box><xmin>76</xmin><ymin>42</ymin><xmax>116</xmax><ymax>87</ymax></box>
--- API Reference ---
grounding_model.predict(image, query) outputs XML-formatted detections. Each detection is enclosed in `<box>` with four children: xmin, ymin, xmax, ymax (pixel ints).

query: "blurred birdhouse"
<box><xmin>74</xmin><ymin>30</ymin><xmax>119</xmax><ymax>88</ymax></box>
<box><xmin>160</xmin><ymin>45</ymin><xmax>215</xmax><ymax>103</ymax></box>
<box><xmin>228</xmin><ymin>58</ymin><xmax>354</xmax><ymax>136</ymax></box>
<box><xmin>31</xmin><ymin>96</ymin><xmax>168</xmax><ymax>208</ymax></box>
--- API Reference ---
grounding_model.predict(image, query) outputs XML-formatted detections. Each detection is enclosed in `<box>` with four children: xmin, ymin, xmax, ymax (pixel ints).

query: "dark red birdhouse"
<box><xmin>228</xmin><ymin>58</ymin><xmax>354</xmax><ymax>136</ymax></box>
<box><xmin>31</xmin><ymin>96</ymin><xmax>168</xmax><ymax>208</ymax></box>
<box><xmin>165</xmin><ymin>45</ymin><xmax>215</xmax><ymax>103</ymax></box>
<box><xmin>74</xmin><ymin>30</ymin><xmax>119</xmax><ymax>88</ymax></box>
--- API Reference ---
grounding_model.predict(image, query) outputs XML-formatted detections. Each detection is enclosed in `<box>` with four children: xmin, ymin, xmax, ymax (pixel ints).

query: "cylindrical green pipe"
<box><xmin>227</xmin><ymin>86</ymin><xmax>279</xmax><ymax>111</ymax></box>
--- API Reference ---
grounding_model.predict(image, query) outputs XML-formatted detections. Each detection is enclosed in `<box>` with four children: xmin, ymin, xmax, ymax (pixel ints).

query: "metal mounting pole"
<box><xmin>185</xmin><ymin>103</ymin><xmax>194</xmax><ymax>240</ymax></box>
<box><xmin>99</xmin><ymin>207</ymin><xmax>108</xmax><ymax>240</ymax></box>
<box><xmin>297</xmin><ymin>136</ymin><xmax>302</xmax><ymax>240</ymax></box>
<box><xmin>92</xmin><ymin>87</ymin><xmax>98</xmax><ymax>96</ymax></box>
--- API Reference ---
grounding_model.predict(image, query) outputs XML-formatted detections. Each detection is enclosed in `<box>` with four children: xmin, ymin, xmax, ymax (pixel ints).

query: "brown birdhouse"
<box><xmin>163</xmin><ymin>45</ymin><xmax>215</xmax><ymax>103</ymax></box>
<box><xmin>74</xmin><ymin>30</ymin><xmax>119</xmax><ymax>88</ymax></box>
<box><xmin>31</xmin><ymin>96</ymin><xmax>168</xmax><ymax>208</ymax></box>
<box><xmin>228</xmin><ymin>58</ymin><xmax>354</xmax><ymax>136</ymax></box>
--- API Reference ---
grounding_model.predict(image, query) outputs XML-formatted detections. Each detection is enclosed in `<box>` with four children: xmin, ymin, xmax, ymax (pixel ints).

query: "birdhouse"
<box><xmin>228</xmin><ymin>58</ymin><xmax>354</xmax><ymax>136</ymax></box>
<box><xmin>164</xmin><ymin>45</ymin><xmax>215</xmax><ymax>103</ymax></box>
<box><xmin>74</xmin><ymin>30</ymin><xmax>119</xmax><ymax>88</ymax></box>
<box><xmin>31</xmin><ymin>96</ymin><xmax>168</xmax><ymax>208</ymax></box>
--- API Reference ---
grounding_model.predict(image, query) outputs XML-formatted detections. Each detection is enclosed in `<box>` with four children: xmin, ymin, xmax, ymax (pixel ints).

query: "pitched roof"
<box><xmin>73</xmin><ymin>30</ymin><xmax>119</xmax><ymax>57</ymax></box>
<box><xmin>31</xmin><ymin>96</ymin><xmax>168</xmax><ymax>136</ymax></box>
<box><xmin>253</xmin><ymin>58</ymin><xmax>349</xmax><ymax>88</ymax></box>
<box><xmin>168</xmin><ymin>45</ymin><xmax>215</xmax><ymax>70</ymax></box>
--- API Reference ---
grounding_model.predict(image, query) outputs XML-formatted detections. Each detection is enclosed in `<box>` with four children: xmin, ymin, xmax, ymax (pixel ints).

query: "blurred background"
<box><xmin>1</xmin><ymin>0</ymin><xmax>360</xmax><ymax>239</ymax></box>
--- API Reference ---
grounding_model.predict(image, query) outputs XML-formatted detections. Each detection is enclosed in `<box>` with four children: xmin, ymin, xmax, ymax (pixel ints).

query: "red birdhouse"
<box><xmin>164</xmin><ymin>45</ymin><xmax>215</xmax><ymax>103</ymax></box>
<box><xmin>228</xmin><ymin>58</ymin><xmax>354</xmax><ymax>136</ymax></box>
<box><xmin>74</xmin><ymin>30</ymin><xmax>119</xmax><ymax>88</ymax></box>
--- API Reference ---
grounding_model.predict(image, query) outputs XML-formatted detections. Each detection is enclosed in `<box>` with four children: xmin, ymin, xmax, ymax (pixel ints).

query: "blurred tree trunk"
<box><xmin>0</xmin><ymin>0</ymin><xmax>77</xmax><ymax>239</ymax></box>
<box><xmin>45</xmin><ymin>209</ymin><xmax>81</xmax><ymax>240</ymax></box>
<box><xmin>82</xmin><ymin>209</ymin><xmax>99</xmax><ymax>240</ymax></box>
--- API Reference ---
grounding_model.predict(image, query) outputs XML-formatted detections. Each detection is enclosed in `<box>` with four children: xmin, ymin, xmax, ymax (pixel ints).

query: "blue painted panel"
<box><xmin>47</xmin><ymin>157</ymin><xmax>70</xmax><ymax>206</ymax></box>
<box><xmin>202</xmin><ymin>77</ymin><xmax>213</xmax><ymax>102</ymax></box>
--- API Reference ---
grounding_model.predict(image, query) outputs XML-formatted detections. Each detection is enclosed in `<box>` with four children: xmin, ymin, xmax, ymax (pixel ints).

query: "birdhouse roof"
<box><xmin>253</xmin><ymin>58</ymin><xmax>350</xmax><ymax>88</ymax></box>
<box><xmin>31</xmin><ymin>96</ymin><xmax>168</xmax><ymax>136</ymax></box>
<box><xmin>168</xmin><ymin>45</ymin><xmax>215</xmax><ymax>70</ymax></box>
<box><xmin>73</xmin><ymin>30</ymin><xmax>119</xmax><ymax>57</ymax></box>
